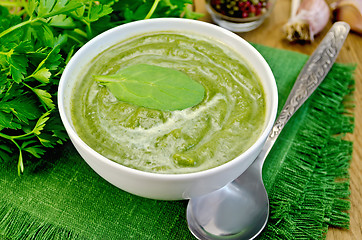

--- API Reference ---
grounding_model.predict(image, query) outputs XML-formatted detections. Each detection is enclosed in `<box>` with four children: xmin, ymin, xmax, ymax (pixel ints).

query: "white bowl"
<box><xmin>58</xmin><ymin>18</ymin><xmax>278</xmax><ymax>200</ymax></box>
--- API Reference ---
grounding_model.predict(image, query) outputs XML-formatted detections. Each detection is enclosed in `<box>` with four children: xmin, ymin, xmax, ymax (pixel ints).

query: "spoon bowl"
<box><xmin>186</xmin><ymin>21</ymin><xmax>350</xmax><ymax>239</ymax></box>
<box><xmin>187</xmin><ymin>155</ymin><xmax>268</xmax><ymax>239</ymax></box>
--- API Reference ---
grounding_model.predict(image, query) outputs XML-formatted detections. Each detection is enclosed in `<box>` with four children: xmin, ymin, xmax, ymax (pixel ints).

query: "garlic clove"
<box><xmin>284</xmin><ymin>0</ymin><xmax>331</xmax><ymax>41</ymax></box>
<box><xmin>333</xmin><ymin>0</ymin><xmax>362</xmax><ymax>34</ymax></box>
<box><xmin>284</xmin><ymin>19</ymin><xmax>311</xmax><ymax>41</ymax></box>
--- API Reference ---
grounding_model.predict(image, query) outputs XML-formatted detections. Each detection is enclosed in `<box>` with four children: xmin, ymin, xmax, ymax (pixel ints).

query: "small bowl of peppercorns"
<box><xmin>206</xmin><ymin>0</ymin><xmax>275</xmax><ymax>32</ymax></box>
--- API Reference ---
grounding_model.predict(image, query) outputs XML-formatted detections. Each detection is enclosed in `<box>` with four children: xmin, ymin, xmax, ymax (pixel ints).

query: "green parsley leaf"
<box><xmin>37</xmin><ymin>0</ymin><xmax>83</xmax><ymax>18</ymax></box>
<box><xmin>24</xmin><ymin>145</ymin><xmax>46</xmax><ymax>158</ymax></box>
<box><xmin>0</xmin><ymin>97</ymin><xmax>40</xmax><ymax>124</ymax></box>
<box><xmin>86</xmin><ymin>2</ymin><xmax>113</xmax><ymax>22</ymax></box>
<box><xmin>94</xmin><ymin>64</ymin><xmax>205</xmax><ymax>111</ymax></box>
<box><xmin>32</xmin><ymin>88</ymin><xmax>55</xmax><ymax>110</ymax></box>
<box><xmin>48</xmin><ymin>14</ymin><xmax>76</xmax><ymax>28</ymax></box>
<box><xmin>32</xmin><ymin>110</ymin><xmax>50</xmax><ymax>135</ymax></box>
<box><xmin>21</xmin><ymin>140</ymin><xmax>46</xmax><ymax>158</ymax></box>
<box><xmin>8</xmin><ymin>53</ymin><xmax>29</xmax><ymax>83</ymax></box>
<box><xmin>0</xmin><ymin>111</ymin><xmax>21</xmax><ymax>129</ymax></box>
<box><xmin>31</xmin><ymin>67</ymin><xmax>51</xmax><ymax>84</ymax></box>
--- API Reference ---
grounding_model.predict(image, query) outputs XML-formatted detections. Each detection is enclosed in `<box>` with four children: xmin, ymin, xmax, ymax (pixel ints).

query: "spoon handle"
<box><xmin>256</xmin><ymin>21</ymin><xmax>350</xmax><ymax>167</ymax></box>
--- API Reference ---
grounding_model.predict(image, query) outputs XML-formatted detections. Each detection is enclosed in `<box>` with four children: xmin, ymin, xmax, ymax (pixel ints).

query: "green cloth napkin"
<box><xmin>0</xmin><ymin>44</ymin><xmax>355</xmax><ymax>240</ymax></box>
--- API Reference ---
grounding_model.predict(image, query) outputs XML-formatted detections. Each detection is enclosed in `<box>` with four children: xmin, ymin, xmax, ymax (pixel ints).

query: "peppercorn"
<box><xmin>210</xmin><ymin>0</ymin><xmax>269</xmax><ymax>18</ymax></box>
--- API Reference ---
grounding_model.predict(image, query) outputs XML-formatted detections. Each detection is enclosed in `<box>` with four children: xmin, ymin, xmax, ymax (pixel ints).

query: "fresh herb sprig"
<box><xmin>0</xmin><ymin>0</ymin><xmax>202</xmax><ymax>174</ymax></box>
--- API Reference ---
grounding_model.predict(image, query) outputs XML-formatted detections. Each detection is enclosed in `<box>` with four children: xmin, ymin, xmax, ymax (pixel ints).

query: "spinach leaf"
<box><xmin>94</xmin><ymin>64</ymin><xmax>205</xmax><ymax>111</ymax></box>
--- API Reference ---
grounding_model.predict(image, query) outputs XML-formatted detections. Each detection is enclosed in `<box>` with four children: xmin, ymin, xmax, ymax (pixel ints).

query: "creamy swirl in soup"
<box><xmin>71</xmin><ymin>32</ymin><xmax>266</xmax><ymax>174</ymax></box>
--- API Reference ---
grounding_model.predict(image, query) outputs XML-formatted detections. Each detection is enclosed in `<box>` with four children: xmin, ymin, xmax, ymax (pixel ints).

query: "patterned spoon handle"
<box><xmin>269</xmin><ymin>21</ymin><xmax>350</xmax><ymax>140</ymax></box>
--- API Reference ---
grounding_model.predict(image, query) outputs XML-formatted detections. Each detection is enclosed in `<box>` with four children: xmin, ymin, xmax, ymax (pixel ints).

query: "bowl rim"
<box><xmin>58</xmin><ymin>18</ymin><xmax>278</xmax><ymax>181</ymax></box>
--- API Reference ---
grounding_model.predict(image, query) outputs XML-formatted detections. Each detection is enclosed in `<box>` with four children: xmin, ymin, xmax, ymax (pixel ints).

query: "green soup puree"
<box><xmin>71</xmin><ymin>32</ymin><xmax>266</xmax><ymax>174</ymax></box>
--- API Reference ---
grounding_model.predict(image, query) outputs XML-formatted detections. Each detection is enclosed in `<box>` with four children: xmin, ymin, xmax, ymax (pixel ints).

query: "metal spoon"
<box><xmin>186</xmin><ymin>21</ymin><xmax>350</xmax><ymax>240</ymax></box>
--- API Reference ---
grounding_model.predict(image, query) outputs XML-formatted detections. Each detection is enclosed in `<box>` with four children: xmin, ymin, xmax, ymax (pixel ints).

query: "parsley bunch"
<box><xmin>0</xmin><ymin>0</ymin><xmax>201</xmax><ymax>174</ymax></box>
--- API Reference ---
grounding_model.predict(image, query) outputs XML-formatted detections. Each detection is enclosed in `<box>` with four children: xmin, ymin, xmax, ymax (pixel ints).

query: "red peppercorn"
<box><xmin>210</xmin><ymin>0</ymin><xmax>269</xmax><ymax>18</ymax></box>
<box><xmin>250</xmin><ymin>5</ymin><xmax>256</xmax><ymax>13</ymax></box>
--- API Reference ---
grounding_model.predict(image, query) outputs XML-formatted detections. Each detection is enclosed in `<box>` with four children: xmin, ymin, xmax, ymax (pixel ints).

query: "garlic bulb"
<box><xmin>332</xmin><ymin>0</ymin><xmax>362</xmax><ymax>34</ymax></box>
<box><xmin>284</xmin><ymin>0</ymin><xmax>331</xmax><ymax>41</ymax></box>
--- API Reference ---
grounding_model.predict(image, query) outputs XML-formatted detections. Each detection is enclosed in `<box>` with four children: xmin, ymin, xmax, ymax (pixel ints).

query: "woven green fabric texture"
<box><xmin>0</xmin><ymin>44</ymin><xmax>355</xmax><ymax>239</ymax></box>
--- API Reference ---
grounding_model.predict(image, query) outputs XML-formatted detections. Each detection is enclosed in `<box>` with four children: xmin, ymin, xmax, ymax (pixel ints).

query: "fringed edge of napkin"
<box><xmin>0</xmin><ymin>199</ymin><xmax>88</xmax><ymax>239</ymax></box>
<box><xmin>259</xmin><ymin>64</ymin><xmax>355</xmax><ymax>239</ymax></box>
